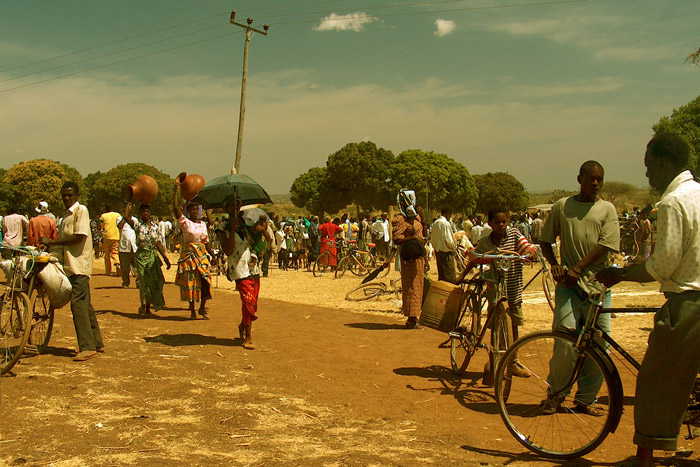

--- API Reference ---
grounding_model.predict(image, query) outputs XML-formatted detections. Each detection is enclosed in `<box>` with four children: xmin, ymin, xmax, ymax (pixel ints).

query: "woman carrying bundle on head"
<box><xmin>122</xmin><ymin>202</ymin><xmax>171</xmax><ymax>317</ymax></box>
<box><xmin>173</xmin><ymin>180</ymin><xmax>217</xmax><ymax>320</ymax></box>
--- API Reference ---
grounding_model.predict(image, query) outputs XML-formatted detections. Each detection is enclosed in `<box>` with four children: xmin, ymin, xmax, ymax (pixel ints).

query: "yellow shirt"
<box><xmin>100</xmin><ymin>211</ymin><xmax>121</xmax><ymax>240</ymax></box>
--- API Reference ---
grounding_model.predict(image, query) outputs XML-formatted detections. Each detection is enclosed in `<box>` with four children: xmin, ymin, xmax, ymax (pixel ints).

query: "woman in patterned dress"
<box><xmin>122</xmin><ymin>202</ymin><xmax>171</xmax><ymax>317</ymax></box>
<box><xmin>384</xmin><ymin>189</ymin><xmax>426</xmax><ymax>329</ymax></box>
<box><xmin>173</xmin><ymin>182</ymin><xmax>218</xmax><ymax>319</ymax></box>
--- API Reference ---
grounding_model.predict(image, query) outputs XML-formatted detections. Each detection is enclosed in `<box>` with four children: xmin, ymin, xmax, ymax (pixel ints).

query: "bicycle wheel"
<box><xmin>335</xmin><ymin>257</ymin><xmax>350</xmax><ymax>279</ymax></box>
<box><xmin>450</xmin><ymin>291</ymin><xmax>487</xmax><ymax>375</ymax></box>
<box><xmin>542</xmin><ymin>269</ymin><xmax>556</xmax><ymax>312</ymax></box>
<box><xmin>28</xmin><ymin>286</ymin><xmax>55</xmax><ymax>353</ymax></box>
<box><xmin>345</xmin><ymin>282</ymin><xmax>387</xmax><ymax>301</ymax></box>
<box><xmin>313</xmin><ymin>252</ymin><xmax>330</xmax><ymax>277</ymax></box>
<box><xmin>494</xmin><ymin>330</ymin><xmax>621</xmax><ymax>459</ymax></box>
<box><xmin>488</xmin><ymin>300</ymin><xmax>513</xmax><ymax>392</ymax></box>
<box><xmin>1</xmin><ymin>291</ymin><xmax>32</xmax><ymax>375</ymax></box>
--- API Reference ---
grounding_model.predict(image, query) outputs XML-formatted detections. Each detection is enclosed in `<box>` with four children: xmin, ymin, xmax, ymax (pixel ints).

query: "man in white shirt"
<box><xmin>598</xmin><ymin>133</ymin><xmax>700</xmax><ymax>466</ymax></box>
<box><xmin>117</xmin><ymin>213</ymin><xmax>138</xmax><ymax>288</ymax></box>
<box><xmin>2</xmin><ymin>206</ymin><xmax>29</xmax><ymax>247</ymax></box>
<box><xmin>470</xmin><ymin>217</ymin><xmax>484</xmax><ymax>245</ymax></box>
<box><xmin>372</xmin><ymin>213</ymin><xmax>390</xmax><ymax>257</ymax></box>
<box><xmin>430</xmin><ymin>206</ymin><xmax>457</xmax><ymax>283</ymax></box>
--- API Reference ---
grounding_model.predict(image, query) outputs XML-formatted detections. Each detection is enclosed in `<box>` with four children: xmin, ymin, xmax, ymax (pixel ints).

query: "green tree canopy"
<box><xmin>388</xmin><ymin>150</ymin><xmax>477</xmax><ymax>216</ymax></box>
<box><xmin>325</xmin><ymin>141</ymin><xmax>395</xmax><ymax>212</ymax></box>
<box><xmin>652</xmin><ymin>94</ymin><xmax>700</xmax><ymax>176</ymax></box>
<box><xmin>289</xmin><ymin>167</ymin><xmax>342</xmax><ymax>216</ymax></box>
<box><xmin>473</xmin><ymin>172</ymin><xmax>529</xmax><ymax>214</ymax></box>
<box><xmin>88</xmin><ymin>163</ymin><xmax>175</xmax><ymax>218</ymax></box>
<box><xmin>2</xmin><ymin>159</ymin><xmax>82</xmax><ymax>216</ymax></box>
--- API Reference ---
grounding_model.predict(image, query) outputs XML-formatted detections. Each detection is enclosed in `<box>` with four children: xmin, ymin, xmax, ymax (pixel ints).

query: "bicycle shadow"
<box><xmin>393</xmin><ymin>364</ymin><xmax>501</xmax><ymax>415</ymax></box>
<box><xmin>345</xmin><ymin>322</ymin><xmax>407</xmax><ymax>330</ymax></box>
<box><xmin>97</xmin><ymin>309</ymin><xmax>193</xmax><ymax>322</ymax></box>
<box><xmin>144</xmin><ymin>333</ymin><xmax>238</xmax><ymax>347</ymax></box>
<box><xmin>459</xmin><ymin>444</ymin><xmax>646</xmax><ymax>466</ymax></box>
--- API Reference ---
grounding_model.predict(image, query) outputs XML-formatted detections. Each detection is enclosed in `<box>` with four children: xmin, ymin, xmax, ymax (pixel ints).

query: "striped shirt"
<box><xmin>475</xmin><ymin>226</ymin><xmax>536</xmax><ymax>306</ymax></box>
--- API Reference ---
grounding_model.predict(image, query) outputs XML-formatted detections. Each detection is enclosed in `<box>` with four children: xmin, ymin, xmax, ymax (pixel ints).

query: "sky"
<box><xmin>1</xmin><ymin>0</ymin><xmax>699</xmax><ymax>196</ymax></box>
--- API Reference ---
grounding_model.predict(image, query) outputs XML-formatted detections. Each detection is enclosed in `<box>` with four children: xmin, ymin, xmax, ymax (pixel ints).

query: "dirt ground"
<box><xmin>1</xmin><ymin>254</ymin><xmax>700</xmax><ymax>467</ymax></box>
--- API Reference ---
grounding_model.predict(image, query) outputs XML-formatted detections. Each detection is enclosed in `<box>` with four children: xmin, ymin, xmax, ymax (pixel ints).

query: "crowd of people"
<box><xmin>1</xmin><ymin>131</ymin><xmax>698</xmax><ymax>465</ymax></box>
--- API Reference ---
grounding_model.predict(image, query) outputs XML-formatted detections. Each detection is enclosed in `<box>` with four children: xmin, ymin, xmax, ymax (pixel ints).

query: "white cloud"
<box><xmin>509</xmin><ymin>77</ymin><xmax>626</xmax><ymax>99</ymax></box>
<box><xmin>434</xmin><ymin>19</ymin><xmax>456</xmax><ymax>37</ymax></box>
<box><xmin>313</xmin><ymin>12</ymin><xmax>377</xmax><ymax>32</ymax></box>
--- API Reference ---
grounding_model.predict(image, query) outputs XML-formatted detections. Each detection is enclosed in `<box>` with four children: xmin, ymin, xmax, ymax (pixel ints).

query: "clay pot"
<box><xmin>176</xmin><ymin>172</ymin><xmax>206</xmax><ymax>201</ymax></box>
<box><xmin>126</xmin><ymin>175</ymin><xmax>159</xmax><ymax>204</ymax></box>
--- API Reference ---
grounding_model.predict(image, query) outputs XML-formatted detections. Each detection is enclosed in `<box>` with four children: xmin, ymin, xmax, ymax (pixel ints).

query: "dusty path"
<box><xmin>2</xmin><ymin>263</ymin><xmax>700</xmax><ymax>466</ymax></box>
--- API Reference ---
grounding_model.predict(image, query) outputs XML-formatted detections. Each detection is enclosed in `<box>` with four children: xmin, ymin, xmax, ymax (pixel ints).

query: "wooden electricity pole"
<box><xmin>230</xmin><ymin>11</ymin><xmax>268</xmax><ymax>174</ymax></box>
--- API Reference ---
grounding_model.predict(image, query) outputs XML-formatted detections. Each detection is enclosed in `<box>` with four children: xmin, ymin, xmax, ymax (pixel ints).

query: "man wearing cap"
<box><xmin>100</xmin><ymin>205</ymin><xmax>121</xmax><ymax>276</ymax></box>
<box><xmin>27</xmin><ymin>201</ymin><xmax>58</xmax><ymax>247</ymax></box>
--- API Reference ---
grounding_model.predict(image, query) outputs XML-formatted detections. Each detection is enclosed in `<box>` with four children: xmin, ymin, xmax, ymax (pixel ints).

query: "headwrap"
<box><xmin>397</xmin><ymin>189</ymin><xmax>417</xmax><ymax>218</ymax></box>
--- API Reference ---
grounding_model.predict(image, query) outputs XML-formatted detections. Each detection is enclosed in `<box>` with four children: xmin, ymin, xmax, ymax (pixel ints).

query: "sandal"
<box><xmin>573</xmin><ymin>402</ymin><xmax>605</xmax><ymax>417</ymax></box>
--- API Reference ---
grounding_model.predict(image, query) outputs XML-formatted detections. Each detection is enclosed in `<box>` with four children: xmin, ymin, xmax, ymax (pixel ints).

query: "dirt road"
<box><xmin>2</xmin><ymin>267</ymin><xmax>700</xmax><ymax>466</ymax></box>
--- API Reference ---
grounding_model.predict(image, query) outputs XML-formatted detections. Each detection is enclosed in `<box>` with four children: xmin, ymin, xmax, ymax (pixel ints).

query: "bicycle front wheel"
<box><xmin>29</xmin><ymin>286</ymin><xmax>55</xmax><ymax>353</ymax></box>
<box><xmin>494</xmin><ymin>331</ymin><xmax>621</xmax><ymax>459</ymax></box>
<box><xmin>335</xmin><ymin>257</ymin><xmax>350</xmax><ymax>279</ymax></box>
<box><xmin>542</xmin><ymin>269</ymin><xmax>556</xmax><ymax>312</ymax></box>
<box><xmin>1</xmin><ymin>291</ymin><xmax>32</xmax><ymax>375</ymax></box>
<box><xmin>490</xmin><ymin>300</ymin><xmax>513</xmax><ymax>393</ymax></box>
<box><xmin>450</xmin><ymin>291</ymin><xmax>487</xmax><ymax>375</ymax></box>
<box><xmin>345</xmin><ymin>282</ymin><xmax>387</xmax><ymax>301</ymax></box>
<box><xmin>313</xmin><ymin>252</ymin><xmax>330</xmax><ymax>277</ymax></box>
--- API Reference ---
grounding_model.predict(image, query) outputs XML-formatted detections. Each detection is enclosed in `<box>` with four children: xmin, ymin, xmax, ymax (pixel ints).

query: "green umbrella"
<box><xmin>191</xmin><ymin>174</ymin><xmax>272</xmax><ymax>209</ymax></box>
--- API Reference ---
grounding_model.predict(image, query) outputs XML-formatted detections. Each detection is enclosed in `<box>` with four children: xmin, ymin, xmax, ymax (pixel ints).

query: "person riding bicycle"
<box><xmin>456</xmin><ymin>206</ymin><xmax>537</xmax><ymax>378</ymax></box>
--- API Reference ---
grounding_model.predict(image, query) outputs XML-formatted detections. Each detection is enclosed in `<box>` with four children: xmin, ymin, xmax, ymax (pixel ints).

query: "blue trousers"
<box><xmin>547</xmin><ymin>284</ymin><xmax>611</xmax><ymax>406</ymax></box>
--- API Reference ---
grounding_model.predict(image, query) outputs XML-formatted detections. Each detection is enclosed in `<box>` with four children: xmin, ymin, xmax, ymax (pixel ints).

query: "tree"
<box><xmin>547</xmin><ymin>189</ymin><xmax>577</xmax><ymax>204</ymax></box>
<box><xmin>88</xmin><ymin>163</ymin><xmax>175</xmax><ymax>218</ymax></box>
<box><xmin>289</xmin><ymin>167</ymin><xmax>342</xmax><ymax>216</ymax></box>
<box><xmin>388</xmin><ymin>150</ymin><xmax>477</xmax><ymax>216</ymax></box>
<box><xmin>325</xmin><ymin>141</ymin><xmax>395</xmax><ymax>212</ymax></box>
<box><xmin>687</xmin><ymin>47</ymin><xmax>700</xmax><ymax>65</ymax></box>
<box><xmin>599</xmin><ymin>180</ymin><xmax>637</xmax><ymax>205</ymax></box>
<box><xmin>2</xmin><ymin>159</ymin><xmax>82</xmax><ymax>215</ymax></box>
<box><xmin>652</xmin><ymin>94</ymin><xmax>700</xmax><ymax>176</ymax></box>
<box><xmin>473</xmin><ymin>172</ymin><xmax>529</xmax><ymax>214</ymax></box>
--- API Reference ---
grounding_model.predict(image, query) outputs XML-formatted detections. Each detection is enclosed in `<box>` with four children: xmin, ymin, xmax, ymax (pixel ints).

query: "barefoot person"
<box><xmin>597</xmin><ymin>133</ymin><xmax>700</xmax><ymax>467</ymax></box>
<box><xmin>216</xmin><ymin>198</ymin><xmax>271</xmax><ymax>349</ymax></box>
<box><xmin>40</xmin><ymin>181</ymin><xmax>104</xmax><ymax>362</ymax></box>
<box><xmin>173</xmin><ymin>181</ymin><xmax>217</xmax><ymax>319</ymax></box>
<box><xmin>122</xmin><ymin>202</ymin><xmax>171</xmax><ymax>317</ymax></box>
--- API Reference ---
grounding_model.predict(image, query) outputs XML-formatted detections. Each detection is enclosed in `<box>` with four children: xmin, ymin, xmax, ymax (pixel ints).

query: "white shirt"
<box><xmin>372</xmin><ymin>219</ymin><xmax>389</xmax><ymax>242</ymax></box>
<box><xmin>430</xmin><ymin>216</ymin><xmax>457</xmax><ymax>252</ymax></box>
<box><xmin>645</xmin><ymin>170</ymin><xmax>700</xmax><ymax>293</ymax></box>
<box><xmin>470</xmin><ymin>225</ymin><xmax>483</xmax><ymax>245</ymax></box>
<box><xmin>158</xmin><ymin>220</ymin><xmax>172</xmax><ymax>241</ymax></box>
<box><xmin>227</xmin><ymin>232</ymin><xmax>259</xmax><ymax>280</ymax></box>
<box><xmin>117</xmin><ymin>216</ymin><xmax>138</xmax><ymax>253</ymax></box>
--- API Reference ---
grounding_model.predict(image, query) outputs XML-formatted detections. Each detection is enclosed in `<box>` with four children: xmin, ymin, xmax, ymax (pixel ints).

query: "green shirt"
<box><xmin>540</xmin><ymin>196</ymin><xmax>620</xmax><ymax>294</ymax></box>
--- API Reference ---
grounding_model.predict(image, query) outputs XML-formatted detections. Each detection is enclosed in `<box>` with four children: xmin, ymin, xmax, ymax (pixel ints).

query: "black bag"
<box><xmin>400</xmin><ymin>238</ymin><xmax>425</xmax><ymax>261</ymax></box>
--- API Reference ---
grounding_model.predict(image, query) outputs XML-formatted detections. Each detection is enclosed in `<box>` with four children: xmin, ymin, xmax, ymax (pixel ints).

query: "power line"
<box><xmin>0</xmin><ymin>23</ymin><xmax>229</xmax><ymax>83</ymax></box>
<box><xmin>0</xmin><ymin>31</ymin><xmax>243</xmax><ymax>94</ymax></box>
<box><xmin>0</xmin><ymin>0</ymin><xmax>345</xmax><ymax>74</ymax></box>
<box><xmin>0</xmin><ymin>0</ymin><xmax>589</xmax><ymax>94</ymax></box>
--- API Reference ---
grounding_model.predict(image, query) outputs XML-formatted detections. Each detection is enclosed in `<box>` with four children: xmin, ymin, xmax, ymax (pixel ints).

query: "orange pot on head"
<box><xmin>126</xmin><ymin>175</ymin><xmax>159</xmax><ymax>204</ymax></box>
<box><xmin>180</xmin><ymin>173</ymin><xmax>206</xmax><ymax>201</ymax></box>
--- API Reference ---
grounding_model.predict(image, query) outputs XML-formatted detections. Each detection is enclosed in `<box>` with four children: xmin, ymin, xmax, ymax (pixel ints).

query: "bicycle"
<box><xmin>312</xmin><ymin>240</ymin><xmax>339</xmax><ymax>277</ymax></box>
<box><xmin>493</xmin><ymin>289</ymin><xmax>668</xmax><ymax>459</ymax></box>
<box><xmin>449</xmin><ymin>250</ymin><xmax>529</xmax><ymax>390</ymax></box>
<box><xmin>345</xmin><ymin>278</ymin><xmax>402</xmax><ymax>302</ymax></box>
<box><xmin>335</xmin><ymin>240</ymin><xmax>389</xmax><ymax>279</ymax></box>
<box><xmin>0</xmin><ymin>244</ymin><xmax>56</xmax><ymax>374</ymax></box>
<box><xmin>522</xmin><ymin>245</ymin><xmax>556</xmax><ymax>312</ymax></box>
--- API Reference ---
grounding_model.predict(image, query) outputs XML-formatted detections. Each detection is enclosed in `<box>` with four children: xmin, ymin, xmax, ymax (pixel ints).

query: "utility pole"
<box><xmin>230</xmin><ymin>11</ymin><xmax>268</xmax><ymax>174</ymax></box>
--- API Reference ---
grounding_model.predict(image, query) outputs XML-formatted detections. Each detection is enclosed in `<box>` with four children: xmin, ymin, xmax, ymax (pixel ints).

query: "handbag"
<box><xmin>400</xmin><ymin>238</ymin><xmax>425</xmax><ymax>261</ymax></box>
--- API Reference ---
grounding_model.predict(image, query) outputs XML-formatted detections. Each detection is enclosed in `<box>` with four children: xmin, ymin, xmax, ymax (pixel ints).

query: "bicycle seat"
<box><xmin>347</xmin><ymin>240</ymin><xmax>358</xmax><ymax>244</ymax></box>
<box><xmin>366</xmin><ymin>243</ymin><xmax>376</xmax><ymax>248</ymax></box>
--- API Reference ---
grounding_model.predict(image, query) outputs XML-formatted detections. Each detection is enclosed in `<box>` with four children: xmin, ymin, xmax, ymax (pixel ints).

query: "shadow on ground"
<box><xmin>144</xmin><ymin>333</ymin><xmax>239</xmax><ymax>347</ymax></box>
